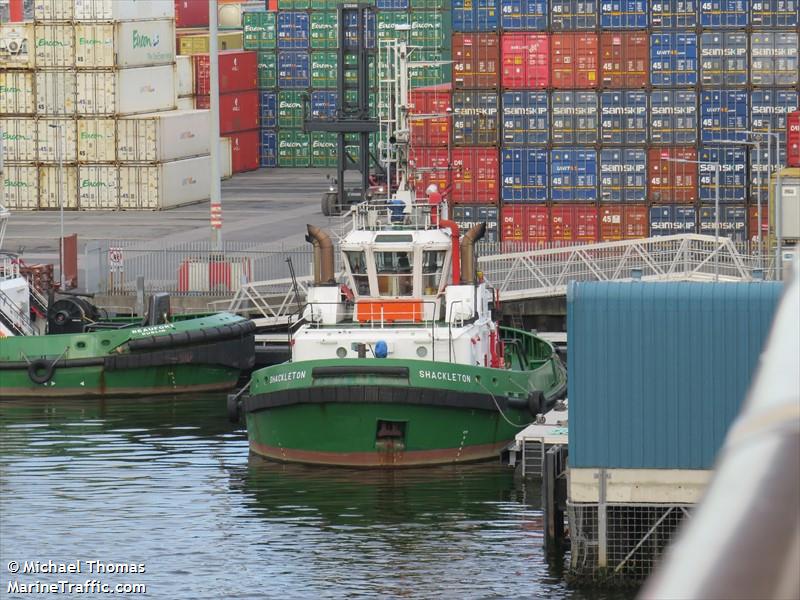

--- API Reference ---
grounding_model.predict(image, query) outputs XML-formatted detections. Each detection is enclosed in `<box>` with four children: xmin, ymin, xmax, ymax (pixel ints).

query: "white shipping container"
<box><xmin>39</xmin><ymin>165</ymin><xmax>78</xmax><ymax>209</ymax></box>
<box><xmin>176</xmin><ymin>97</ymin><xmax>194</xmax><ymax>110</ymax></box>
<box><xmin>0</xmin><ymin>71</ymin><xmax>36</xmax><ymax>115</ymax></box>
<box><xmin>73</xmin><ymin>0</ymin><xmax>174</xmax><ymax>22</ymax></box>
<box><xmin>220</xmin><ymin>137</ymin><xmax>232</xmax><ymax>179</ymax></box>
<box><xmin>34</xmin><ymin>24</ymin><xmax>75</xmax><ymax>68</ymax></box>
<box><xmin>34</xmin><ymin>0</ymin><xmax>74</xmax><ymax>22</ymax></box>
<box><xmin>77</xmin><ymin>118</ymin><xmax>116</xmax><ymax>163</ymax></box>
<box><xmin>176</xmin><ymin>54</ymin><xmax>193</xmax><ymax>97</ymax></box>
<box><xmin>36</xmin><ymin>70</ymin><xmax>77</xmax><ymax>116</ymax></box>
<box><xmin>76</xmin><ymin>65</ymin><xmax>176</xmax><ymax>116</ymax></box>
<box><xmin>74</xmin><ymin>20</ymin><xmax>175</xmax><ymax>69</ymax></box>
<box><xmin>0</xmin><ymin>23</ymin><xmax>35</xmax><ymax>70</ymax></box>
<box><xmin>219</xmin><ymin>4</ymin><xmax>244</xmax><ymax>28</ymax></box>
<box><xmin>117</xmin><ymin>109</ymin><xmax>211</xmax><ymax>162</ymax></box>
<box><xmin>78</xmin><ymin>164</ymin><xmax>119</xmax><ymax>209</ymax></box>
<box><xmin>119</xmin><ymin>155</ymin><xmax>210</xmax><ymax>210</ymax></box>
<box><xmin>0</xmin><ymin>118</ymin><xmax>38</xmax><ymax>162</ymax></box>
<box><xmin>2</xmin><ymin>165</ymin><xmax>39</xmax><ymax>210</ymax></box>
<box><xmin>36</xmin><ymin>118</ymin><xmax>78</xmax><ymax>163</ymax></box>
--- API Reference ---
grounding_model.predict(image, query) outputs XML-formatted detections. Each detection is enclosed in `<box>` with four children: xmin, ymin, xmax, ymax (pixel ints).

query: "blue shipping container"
<box><xmin>343</xmin><ymin>10</ymin><xmax>377</xmax><ymax>49</ymax></box>
<box><xmin>568</xmin><ymin>280</ymin><xmax>782</xmax><ymax>470</ymax></box>
<box><xmin>599</xmin><ymin>148</ymin><xmax>646</xmax><ymax>203</ymax></box>
<box><xmin>502</xmin><ymin>91</ymin><xmax>549</xmax><ymax>146</ymax></box>
<box><xmin>700</xmin><ymin>31</ymin><xmax>748</xmax><ymax>87</ymax></box>
<box><xmin>699</xmin><ymin>146</ymin><xmax>748</xmax><ymax>204</ymax></box>
<box><xmin>650</xmin><ymin>0</ymin><xmax>698</xmax><ymax>28</ymax></box>
<box><xmin>650</xmin><ymin>90</ymin><xmax>697</xmax><ymax>146</ymax></box>
<box><xmin>451</xmin><ymin>0</ymin><xmax>499</xmax><ymax>31</ymax></box>
<box><xmin>551</xmin><ymin>91</ymin><xmax>598</xmax><ymax>146</ymax></box>
<box><xmin>452</xmin><ymin>205</ymin><xmax>499</xmax><ymax>241</ymax></box>
<box><xmin>699</xmin><ymin>205</ymin><xmax>748</xmax><ymax>242</ymax></box>
<box><xmin>650</xmin><ymin>33</ymin><xmax>698</xmax><ymax>87</ymax></box>
<box><xmin>260</xmin><ymin>130</ymin><xmax>277</xmax><ymax>168</ymax></box>
<box><xmin>599</xmin><ymin>0</ymin><xmax>647</xmax><ymax>28</ymax></box>
<box><xmin>550</xmin><ymin>148</ymin><xmax>598</xmax><ymax>202</ymax></box>
<box><xmin>278</xmin><ymin>51</ymin><xmax>310</xmax><ymax>88</ymax></box>
<box><xmin>550</xmin><ymin>0</ymin><xmax>598</xmax><ymax>29</ymax></box>
<box><xmin>649</xmin><ymin>205</ymin><xmax>697</xmax><ymax>235</ymax></box>
<box><xmin>500</xmin><ymin>0</ymin><xmax>548</xmax><ymax>29</ymax></box>
<box><xmin>700</xmin><ymin>0</ymin><xmax>750</xmax><ymax>27</ymax></box>
<box><xmin>502</xmin><ymin>148</ymin><xmax>549</xmax><ymax>202</ymax></box>
<box><xmin>701</xmin><ymin>90</ymin><xmax>749</xmax><ymax>142</ymax></box>
<box><xmin>259</xmin><ymin>91</ymin><xmax>277</xmax><ymax>129</ymax></box>
<box><xmin>310</xmin><ymin>90</ymin><xmax>337</xmax><ymax>120</ymax></box>
<box><xmin>749</xmin><ymin>145</ymin><xmax>787</xmax><ymax>203</ymax></box>
<box><xmin>600</xmin><ymin>91</ymin><xmax>647</xmax><ymax>145</ymax></box>
<box><xmin>750</xmin><ymin>0</ymin><xmax>799</xmax><ymax>27</ymax></box>
<box><xmin>750</xmin><ymin>89</ymin><xmax>799</xmax><ymax>136</ymax></box>
<box><xmin>377</xmin><ymin>0</ymin><xmax>409</xmax><ymax>9</ymax></box>
<box><xmin>277</xmin><ymin>12</ymin><xmax>310</xmax><ymax>50</ymax></box>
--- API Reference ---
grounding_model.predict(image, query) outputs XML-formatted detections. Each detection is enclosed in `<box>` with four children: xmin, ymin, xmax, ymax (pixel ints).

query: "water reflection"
<box><xmin>0</xmin><ymin>395</ymin><xmax>630</xmax><ymax>599</ymax></box>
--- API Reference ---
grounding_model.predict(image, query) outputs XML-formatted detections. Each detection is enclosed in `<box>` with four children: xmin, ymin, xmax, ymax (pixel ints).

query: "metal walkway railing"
<box><xmin>478</xmin><ymin>234</ymin><xmax>761</xmax><ymax>300</ymax></box>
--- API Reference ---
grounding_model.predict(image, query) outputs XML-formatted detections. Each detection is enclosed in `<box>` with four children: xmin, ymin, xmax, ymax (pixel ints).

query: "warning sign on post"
<box><xmin>109</xmin><ymin>247</ymin><xmax>123</xmax><ymax>270</ymax></box>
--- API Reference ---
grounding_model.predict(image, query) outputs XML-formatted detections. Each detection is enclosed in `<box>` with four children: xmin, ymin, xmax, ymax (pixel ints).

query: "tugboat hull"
<box><xmin>244</xmin><ymin>358</ymin><xmax>566</xmax><ymax>467</ymax></box>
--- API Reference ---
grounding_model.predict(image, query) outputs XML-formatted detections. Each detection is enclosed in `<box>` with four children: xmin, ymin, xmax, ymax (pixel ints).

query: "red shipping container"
<box><xmin>648</xmin><ymin>147</ymin><xmax>698</xmax><ymax>204</ymax></box>
<box><xmin>788</xmin><ymin>111</ymin><xmax>800</xmax><ymax>168</ymax></box>
<box><xmin>501</xmin><ymin>33</ymin><xmax>549</xmax><ymax>90</ymax></box>
<box><xmin>451</xmin><ymin>148</ymin><xmax>500</xmax><ymax>204</ymax></box>
<box><xmin>453</xmin><ymin>33</ymin><xmax>500</xmax><ymax>89</ymax></box>
<box><xmin>551</xmin><ymin>204</ymin><xmax>599</xmax><ymax>243</ymax></box>
<box><xmin>175</xmin><ymin>0</ymin><xmax>209</xmax><ymax>28</ymax></box>
<box><xmin>410</xmin><ymin>147</ymin><xmax>451</xmax><ymax>197</ymax></box>
<box><xmin>599</xmin><ymin>32</ymin><xmax>648</xmax><ymax>89</ymax></box>
<box><xmin>599</xmin><ymin>205</ymin><xmax>623</xmax><ymax>241</ymax></box>
<box><xmin>551</xmin><ymin>33</ymin><xmax>598</xmax><ymax>89</ymax></box>
<box><xmin>748</xmin><ymin>206</ymin><xmax>769</xmax><ymax>244</ymax></box>
<box><xmin>194</xmin><ymin>51</ymin><xmax>258</xmax><ymax>95</ymax></box>
<box><xmin>226</xmin><ymin>129</ymin><xmax>260</xmax><ymax>173</ymax></box>
<box><xmin>501</xmin><ymin>205</ymin><xmax>549</xmax><ymax>244</ymax></box>
<box><xmin>408</xmin><ymin>84</ymin><xmax>452</xmax><ymax>147</ymax></box>
<box><xmin>623</xmin><ymin>205</ymin><xmax>648</xmax><ymax>239</ymax></box>
<box><xmin>196</xmin><ymin>90</ymin><xmax>260</xmax><ymax>134</ymax></box>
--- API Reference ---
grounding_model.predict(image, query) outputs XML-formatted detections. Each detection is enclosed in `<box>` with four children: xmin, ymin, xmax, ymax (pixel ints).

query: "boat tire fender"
<box><xmin>227</xmin><ymin>393</ymin><xmax>240</xmax><ymax>423</ymax></box>
<box><xmin>28</xmin><ymin>358</ymin><xmax>56</xmax><ymax>385</ymax></box>
<box><xmin>527</xmin><ymin>390</ymin><xmax>545</xmax><ymax>417</ymax></box>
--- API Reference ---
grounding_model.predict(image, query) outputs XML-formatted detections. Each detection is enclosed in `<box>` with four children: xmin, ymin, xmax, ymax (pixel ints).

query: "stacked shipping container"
<box><xmin>0</xmin><ymin>0</ymin><xmax>215</xmax><ymax>210</ymax></box>
<box><xmin>407</xmin><ymin>1</ymin><xmax>799</xmax><ymax>244</ymax></box>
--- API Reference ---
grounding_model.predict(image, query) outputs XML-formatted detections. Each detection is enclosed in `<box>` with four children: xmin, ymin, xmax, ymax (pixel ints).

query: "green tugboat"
<box><xmin>234</xmin><ymin>202</ymin><xmax>566</xmax><ymax>467</ymax></box>
<box><xmin>1</xmin><ymin>259</ymin><xmax>255</xmax><ymax>398</ymax></box>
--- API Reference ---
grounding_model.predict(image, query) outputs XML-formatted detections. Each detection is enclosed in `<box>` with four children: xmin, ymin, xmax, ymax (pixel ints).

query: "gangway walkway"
<box><xmin>479</xmin><ymin>234</ymin><xmax>760</xmax><ymax>301</ymax></box>
<box><xmin>226</xmin><ymin>234</ymin><xmax>763</xmax><ymax>323</ymax></box>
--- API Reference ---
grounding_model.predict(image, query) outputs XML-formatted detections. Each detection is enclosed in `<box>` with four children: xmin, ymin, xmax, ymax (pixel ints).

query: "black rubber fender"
<box><xmin>227</xmin><ymin>393</ymin><xmax>241</xmax><ymax>424</ymax></box>
<box><xmin>527</xmin><ymin>390</ymin><xmax>545</xmax><ymax>416</ymax></box>
<box><xmin>28</xmin><ymin>358</ymin><xmax>56</xmax><ymax>385</ymax></box>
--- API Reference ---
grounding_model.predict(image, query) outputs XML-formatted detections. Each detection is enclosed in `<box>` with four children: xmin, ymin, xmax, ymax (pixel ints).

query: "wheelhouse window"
<box><xmin>345</xmin><ymin>251</ymin><xmax>369</xmax><ymax>295</ymax></box>
<box><xmin>375</xmin><ymin>251</ymin><xmax>414</xmax><ymax>297</ymax></box>
<box><xmin>422</xmin><ymin>250</ymin><xmax>446</xmax><ymax>295</ymax></box>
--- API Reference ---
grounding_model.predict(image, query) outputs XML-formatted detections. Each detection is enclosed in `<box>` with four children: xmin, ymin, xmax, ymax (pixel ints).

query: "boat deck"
<box><xmin>504</xmin><ymin>400</ymin><xmax>568</xmax><ymax>477</ymax></box>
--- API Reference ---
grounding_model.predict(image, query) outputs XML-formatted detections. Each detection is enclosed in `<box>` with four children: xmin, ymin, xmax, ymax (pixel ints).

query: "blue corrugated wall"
<box><xmin>567</xmin><ymin>281</ymin><xmax>783</xmax><ymax>469</ymax></box>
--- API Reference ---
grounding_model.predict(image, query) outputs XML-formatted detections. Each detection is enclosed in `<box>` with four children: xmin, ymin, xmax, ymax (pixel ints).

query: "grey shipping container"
<box><xmin>600</xmin><ymin>91</ymin><xmax>647</xmax><ymax>145</ymax></box>
<box><xmin>700</xmin><ymin>31</ymin><xmax>748</xmax><ymax>87</ymax></box>
<box><xmin>568</xmin><ymin>281</ymin><xmax>783</xmax><ymax>470</ymax></box>
<box><xmin>650</xmin><ymin>90</ymin><xmax>698</xmax><ymax>146</ymax></box>
<box><xmin>750</xmin><ymin>31</ymin><xmax>799</xmax><ymax>87</ymax></box>
<box><xmin>452</xmin><ymin>90</ymin><xmax>499</xmax><ymax>147</ymax></box>
<box><xmin>551</xmin><ymin>91</ymin><xmax>598</xmax><ymax>146</ymax></box>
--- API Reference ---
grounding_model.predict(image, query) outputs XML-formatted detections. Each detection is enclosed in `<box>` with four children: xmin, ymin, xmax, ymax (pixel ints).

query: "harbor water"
<box><xmin>0</xmin><ymin>393</ymin><xmax>631</xmax><ymax>599</ymax></box>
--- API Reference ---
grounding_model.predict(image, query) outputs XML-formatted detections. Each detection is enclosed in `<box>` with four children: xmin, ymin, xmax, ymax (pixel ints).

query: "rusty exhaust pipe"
<box><xmin>306</xmin><ymin>225</ymin><xmax>335</xmax><ymax>285</ymax></box>
<box><xmin>459</xmin><ymin>223</ymin><xmax>487</xmax><ymax>285</ymax></box>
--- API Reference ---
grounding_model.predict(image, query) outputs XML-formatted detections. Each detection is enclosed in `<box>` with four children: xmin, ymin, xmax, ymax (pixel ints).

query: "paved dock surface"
<box><xmin>4</xmin><ymin>169</ymin><xmax>332</xmax><ymax>261</ymax></box>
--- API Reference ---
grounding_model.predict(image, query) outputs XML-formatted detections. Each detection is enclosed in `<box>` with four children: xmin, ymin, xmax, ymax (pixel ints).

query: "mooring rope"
<box><xmin>475</xmin><ymin>377</ymin><xmax>527</xmax><ymax>429</ymax></box>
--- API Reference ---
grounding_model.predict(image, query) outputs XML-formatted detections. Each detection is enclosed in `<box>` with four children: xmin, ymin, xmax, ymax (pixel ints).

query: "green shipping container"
<box><xmin>409</xmin><ymin>49</ymin><xmax>451</xmax><ymax>87</ymax></box>
<box><xmin>344</xmin><ymin>53</ymin><xmax>377</xmax><ymax>89</ymax></box>
<box><xmin>311</xmin><ymin>51</ymin><xmax>337</xmax><ymax>89</ymax></box>
<box><xmin>278</xmin><ymin>91</ymin><xmax>306</xmax><ymax>128</ymax></box>
<box><xmin>343</xmin><ymin>90</ymin><xmax>377</xmax><ymax>117</ymax></box>
<box><xmin>278</xmin><ymin>130</ymin><xmax>311</xmax><ymax>167</ymax></box>
<box><xmin>377</xmin><ymin>12</ymin><xmax>410</xmax><ymax>43</ymax></box>
<box><xmin>311</xmin><ymin>132</ymin><xmax>338</xmax><ymax>167</ymax></box>
<box><xmin>243</xmin><ymin>12</ymin><xmax>276</xmax><ymax>50</ymax></box>
<box><xmin>310</xmin><ymin>11</ymin><xmax>338</xmax><ymax>50</ymax></box>
<box><xmin>409</xmin><ymin>11</ymin><xmax>450</xmax><ymax>49</ymax></box>
<box><xmin>278</xmin><ymin>0</ymin><xmax>310</xmax><ymax>10</ymax></box>
<box><xmin>311</xmin><ymin>0</ymin><xmax>337</xmax><ymax>9</ymax></box>
<box><xmin>257</xmin><ymin>51</ymin><xmax>277</xmax><ymax>88</ymax></box>
<box><xmin>410</xmin><ymin>0</ymin><xmax>448</xmax><ymax>9</ymax></box>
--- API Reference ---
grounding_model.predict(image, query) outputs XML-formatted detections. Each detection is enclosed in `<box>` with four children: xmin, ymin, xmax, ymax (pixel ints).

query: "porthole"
<box><xmin>76</xmin><ymin>341</ymin><xmax>86</xmax><ymax>349</ymax></box>
<box><xmin>416</xmin><ymin>346</ymin><xmax>428</xmax><ymax>358</ymax></box>
<box><xmin>336</xmin><ymin>346</ymin><xmax>347</xmax><ymax>358</ymax></box>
